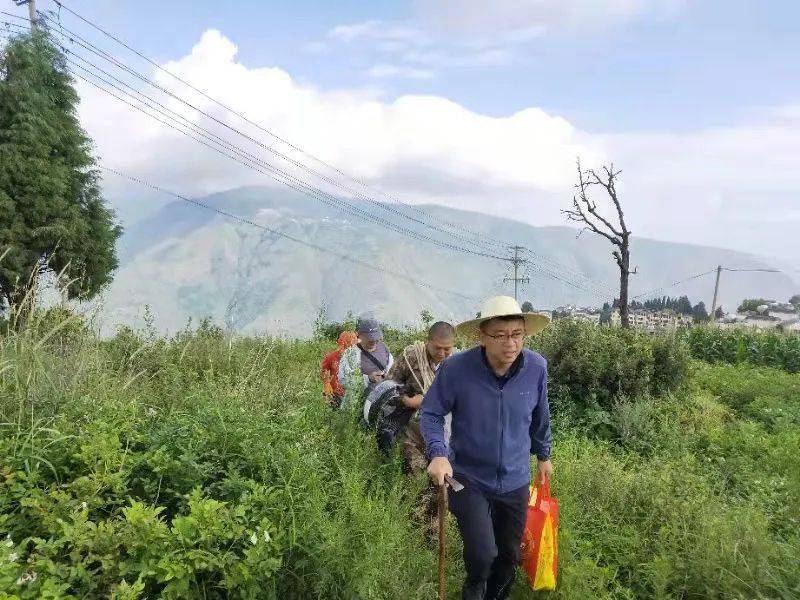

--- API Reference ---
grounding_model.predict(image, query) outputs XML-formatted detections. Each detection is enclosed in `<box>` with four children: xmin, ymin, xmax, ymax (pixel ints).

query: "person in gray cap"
<box><xmin>338</xmin><ymin>317</ymin><xmax>394</xmax><ymax>408</ymax></box>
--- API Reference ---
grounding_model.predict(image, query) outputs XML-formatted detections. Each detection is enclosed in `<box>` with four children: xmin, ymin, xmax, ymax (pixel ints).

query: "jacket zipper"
<box><xmin>497</xmin><ymin>388</ymin><xmax>504</xmax><ymax>493</ymax></box>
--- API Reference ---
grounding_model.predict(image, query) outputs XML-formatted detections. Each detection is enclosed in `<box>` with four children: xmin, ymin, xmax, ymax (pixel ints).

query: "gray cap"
<box><xmin>357</xmin><ymin>317</ymin><xmax>383</xmax><ymax>342</ymax></box>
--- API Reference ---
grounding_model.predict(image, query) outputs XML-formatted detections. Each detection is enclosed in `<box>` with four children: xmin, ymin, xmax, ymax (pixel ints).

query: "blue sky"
<box><xmin>6</xmin><ymin>1</ymin><xmax>799</xmax><ymax>261</ymax></box>
<box><xmin>40</xmin><ymin>0</ymin><xmax>800</xmax><ymax>132</ymax></box>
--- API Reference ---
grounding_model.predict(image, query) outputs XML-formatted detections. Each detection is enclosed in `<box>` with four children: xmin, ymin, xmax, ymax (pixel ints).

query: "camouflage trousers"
<box><xmin>401</xmin><ymin>420</ymin><xmax>429</xmax><ymax>474</ymax></box>
<box><xmin>402</xmin><ymin>421</ymin><xmax>441</xmax><ymax>543</ymax></box>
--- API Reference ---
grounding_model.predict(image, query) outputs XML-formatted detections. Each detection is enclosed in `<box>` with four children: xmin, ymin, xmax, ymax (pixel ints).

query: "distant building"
<box><xmin>572</xmin><ymin>311</ymin><xmax>601</xmax><ymax>325</ymax></box>
<box><xmin>718</xmin><ymin>299</ymin><xmax>799</xmax><ymax>332</ymax></box>
<box><xmin>610</xmin><ymin>309</ymin><xmax>691</xmax><ymax>331</ymax></box>
<box><xmin>552</xmin><ymin>305</ymin><xmax>602</xmax><ymax>325</ymax></box>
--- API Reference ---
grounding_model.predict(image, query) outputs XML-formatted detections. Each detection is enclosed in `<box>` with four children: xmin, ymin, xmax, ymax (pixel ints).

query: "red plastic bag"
<box><xmin>520</xmin><ymin>475</ymin><xmax>559</xmax><ymax>590</ymax></box>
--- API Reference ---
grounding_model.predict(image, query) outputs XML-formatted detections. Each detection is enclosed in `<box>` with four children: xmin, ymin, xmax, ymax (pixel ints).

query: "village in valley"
<box><xmin>551</xmin><ymin>296</ymin><xmax>800</xmax><ymax>333</ymax></box>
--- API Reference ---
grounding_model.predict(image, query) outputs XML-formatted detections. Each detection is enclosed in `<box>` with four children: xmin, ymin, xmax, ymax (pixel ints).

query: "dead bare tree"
<box><xmin>563</xmin><ymin>159</ymin><xmax>636</xmax><ymax>328</ymax></box>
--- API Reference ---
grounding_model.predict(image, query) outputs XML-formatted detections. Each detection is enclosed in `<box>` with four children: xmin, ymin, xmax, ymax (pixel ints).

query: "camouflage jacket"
<box><xmin>387</xmin><ymin>341</ymin><xmax>436</xmax><ymax>398</ymax></box>
<box><xmin>384</xmin><ymin>341</ymin><xmax>453</xmax><ymax>442</ymax></box>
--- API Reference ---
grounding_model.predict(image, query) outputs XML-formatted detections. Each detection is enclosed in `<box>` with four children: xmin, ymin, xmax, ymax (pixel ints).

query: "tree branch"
<box><xmin>563</xmin><ymin>159</ymin><xmax>623</xmax><ymax>246</ymax></box>
<box><xmin>583</xmin><ymin>167</ymin><xmax>624</xmax><ymax>238</ymax></box>
<box><xmin>588</xmin><ymin>165</ymin><xmax>629</xmax><ymax>235</ymax></box>
<box><xmin>567</xmin><ymin>157</ymin><xmax>632</xmax><ymax>326</ymax></box>
<box><xmin>563</xmin><ymin>195</ymin><xmax>620</xmax><ymax>245</ymax></box>
<box><xmin>612</xmin><ymin>249</ymin><xmax>624</xmax><ymax>270</ymax></box>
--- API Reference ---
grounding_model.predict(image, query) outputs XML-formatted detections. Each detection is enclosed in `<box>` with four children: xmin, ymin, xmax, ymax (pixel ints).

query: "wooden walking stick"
<box><xmin>438</xmin><ymin>482</ymin><xmax>448</xmax><ymax>600</ymax></box>
<box><xmin>438</xmin><ymin>475</ymin><xmax>463</xmax><ymax>600</ymax></box>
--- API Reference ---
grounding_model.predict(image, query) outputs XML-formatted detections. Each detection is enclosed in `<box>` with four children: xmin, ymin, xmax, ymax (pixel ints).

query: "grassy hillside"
<box><xmin>0</xmin><ymin>314</ymin><xmax>798</xmax><ymax>598</ymax></box>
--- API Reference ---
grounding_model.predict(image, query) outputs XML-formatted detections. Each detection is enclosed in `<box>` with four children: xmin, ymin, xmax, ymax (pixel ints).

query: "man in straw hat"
<box><xmin>420</xmin><ymin>296</ymin><xmax>553</xmax><ymax>600</ymax></box>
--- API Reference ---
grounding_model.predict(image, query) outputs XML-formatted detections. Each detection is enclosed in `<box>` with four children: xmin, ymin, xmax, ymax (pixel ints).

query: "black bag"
<box><xmin>358</xmin><ymin>344</ymin><xmax>390</xmax><ymax>422</ymax></box>
<box><xmin>361</xmin><ymin>380</ymin><xmax>400</xmax><ymax>429</ymax></box>
<box><xmin>376</xmin><ymin>406</ymin><xmax>414</xmax><ymax>455</ymax></box>
<box><xmin>375</xmin><ymin>383</ymin><xmax>416</xmax><ymax>455</ymax></box>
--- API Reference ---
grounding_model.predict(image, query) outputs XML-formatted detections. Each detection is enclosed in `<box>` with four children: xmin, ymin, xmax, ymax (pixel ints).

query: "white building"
<box><xmin>721</xmin><ymin>300</ymin><xmax>799</xmax><ymax>332</ymax></box>
<box><xmin>611</xmin><ymin>309</ymin><xmax>691</xmax><ymax>331</ymax></box>
<box><xmin>553</xmin><ymin>306</ymin><xmax>602</xmax><ymax>325</ymax></box>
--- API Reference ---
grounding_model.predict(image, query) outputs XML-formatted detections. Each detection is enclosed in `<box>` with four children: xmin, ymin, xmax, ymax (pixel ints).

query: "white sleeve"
<box><xmin>338</xmin><ymin>347</ymin><xmax>358</xmax><ymax>389</ymax></box>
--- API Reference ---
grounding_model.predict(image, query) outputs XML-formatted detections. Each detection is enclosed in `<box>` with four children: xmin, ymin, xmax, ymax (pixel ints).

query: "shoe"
<box><xmin>461</xmin><ymin>580</ymin><xmax>487</xmax><ymax>600</ymax></box>
<box><xmin>485</xmin><ymin>574</ymin><xmax>513</xmax><ymax>600</ymax></box>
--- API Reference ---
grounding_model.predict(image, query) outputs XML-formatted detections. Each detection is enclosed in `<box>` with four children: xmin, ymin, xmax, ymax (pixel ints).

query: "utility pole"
<box><xmin>27</xmin><ymin>0</ymin><xmax>35</xmax><ymax>28</ymax></box>
<box><xmin>709</xmin><ymin>265</ymin><xmax>781</xmax><ymax>322</ymax></box>
<box><xmin>504</xmin><ymin>245</ymin><xmax>529</xmax><ymax>302</ymax></box>
<box><xmin>710</xmin><ymin>265</ymin><xmax>722</xmax><ymax>321</ymax></box>
<box><xmin>13</xmin><ymin>0</ymin><xmax>37</xmax><ymax>30</ymax></box>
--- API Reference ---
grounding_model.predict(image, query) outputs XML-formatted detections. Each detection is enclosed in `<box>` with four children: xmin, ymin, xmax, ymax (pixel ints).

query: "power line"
<box><xmin>2</xmin><ymin>13</ymin><xmax>619</xmax><ymax>298</ymax></box>
<box><xmin>512</xmin><ymin>243</ymin><xmax>615</xmax><ymax>299</ymax></box>
<box><xmin>62</xmin><ymin>48</ymin><xmax>470</xmax><ymax>252</ymax></box>
<box><xmin>33</xmin><ymin>17</ymin><xmax>505</xmax><ymax>257</ymax></box>
<box><xmin>3</xmin><ymin>13</ymin><xmax>507</xmax><ymax>262</ymax></box>
<box><xmin>0</xmin><ymin>9</ymin><xmax>28</xmax><ymax>23</ymax></box>
<box><xmin>0</xmin><ymin>24</ymin><xmax>480</xmax><ymax>303</ymax></box>
<box><xmin>1</xmin><ymin>21</ymin><xmax>511</xmax><ymax>266</ymax></box>
<box><xmin>35</xmin><ymin>3</ymin><xmax>621</xmax><ymax>290</ymax></box>
<box><xmin>528</xmin><ymin>261</ymin><xmax>608</xmax><ymax>298</ymax></box>
<box><xmin>0</xmin><ymin>36</ymin><xmax>600</xmax><ymax>310</ymax></box>
<box><xmin>518</xmin><ymin>246</ymin><xmax>617</xmax><ymax>297</ymax></box>
<box><xmin>632</xmin><ymin>269</ymin><xmax>718</xmax><ymax>300</ymax></box>
<box><xmin>71</xmin><ymin>65</ymin><xmax>500</xmax><ymax>261</ymax></box>
<box><xmin>44</xmin><ymin>1</ymin><xmax>512</xmax><ymax>256</ymax></box>
<box><xmin>710</xmin><ymin>266</ymin><xmax>783</xmax><ymax>317</ymax></box>
<box><xmin>31</xmin><ymin>18</ymin><xmax>514</xmax><ymax>264</ymax></box>
<box><xmin>98</xmin><ymin>165</ymin><xmax>481</xmax><ymax>303</ymax></box>
<box><xmin>722</xmin><ymin>267</ymin><xmax>782</xmax><ymax>273</ymax></box>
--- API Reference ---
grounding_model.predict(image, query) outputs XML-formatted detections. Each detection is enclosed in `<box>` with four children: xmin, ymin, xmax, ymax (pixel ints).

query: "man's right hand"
<box><xmin>427</xmin><ymin>456</ymin><xmax>453</xmax><ymax>486</ymax></box>
<box><xmin>368</xmin><ymin>371</ymin><xmax>384</xmax><ymax>383</ymax></box>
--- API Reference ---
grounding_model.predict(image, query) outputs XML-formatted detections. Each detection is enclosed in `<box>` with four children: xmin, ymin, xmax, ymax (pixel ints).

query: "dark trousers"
<box><xmin>449</xmin><ymin>476</ymin><xmax>529</xmax><ymax>600</ymax></box>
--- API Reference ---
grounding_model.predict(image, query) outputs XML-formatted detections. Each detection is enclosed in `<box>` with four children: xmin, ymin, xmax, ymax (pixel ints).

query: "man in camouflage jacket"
<box><xmin>385</xmin><ymin>322</ymin><xmax>456</xmax><ymax>472</ymax></box>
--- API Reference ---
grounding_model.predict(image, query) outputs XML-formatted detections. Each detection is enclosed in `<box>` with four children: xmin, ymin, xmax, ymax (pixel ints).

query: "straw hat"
<box><xmin>456</xmin><ymin>296</ymin><xmax>551</xmax><ymax>340</ymax></box>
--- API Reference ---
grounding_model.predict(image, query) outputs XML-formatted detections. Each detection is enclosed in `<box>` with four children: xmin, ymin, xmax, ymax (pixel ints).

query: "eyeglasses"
<box><xmin>484</xmin><ymin>331</ymin><xmax>525</xmax><ymax>342</ymax></box>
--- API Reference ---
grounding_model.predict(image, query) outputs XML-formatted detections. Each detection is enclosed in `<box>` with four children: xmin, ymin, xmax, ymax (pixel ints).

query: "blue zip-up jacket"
<box><xmin>420</xmin><ymin>346</ymin><xmax>551</xmax><ymax>494</ymax></box>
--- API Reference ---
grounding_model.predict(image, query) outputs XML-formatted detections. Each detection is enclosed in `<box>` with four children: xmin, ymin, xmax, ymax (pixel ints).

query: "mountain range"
<box><xmin>94</xmin><ymin>186</ymin><xmax>798</xmax><ymax>336</ymax></box>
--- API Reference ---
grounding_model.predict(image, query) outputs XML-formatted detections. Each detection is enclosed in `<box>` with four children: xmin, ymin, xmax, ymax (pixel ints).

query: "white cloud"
<box><xmin>601</xmin><ymin>121</ymin><xmax>800</xmax><ymax>257</ymax></box>
<box><xmin>81</xmin><ymin>30</ymin><xmax>599</xmax><ymax>200</ymax></box>
<box><xmin>418</xmin><ymin>0</ymin><xmax>686</xmax><ymax>34</ymax></box>
<box><xmin>366</xmin><ymin>64</ymin><xmax>435</xmax><ymax>80</ymax></box>
<box><xmin>316</xmin><ymin>2</ymin><xmax>686</xmax><ymax>80</ymax></box>
<box><xmin>318</xmin><ymin>19</ymin><xmax>523</xmax><ymax>77</ymax></box>
<box><xmin>303</xmin><ymin>40</ymin><xmax>328</xmax><ymax>54</ymax></box>
<box><xmin>773</xmin><ymin>105</ymin><xmax>800</xmax><ymax>122</ymax></box>
<box><xmin>470</xmin><ymin>49</ymin><xmax>515</xmax><ymax>67</ymax></box>
<box><xmin>79</xmin><ymin>30</ymin><xmax>799</xmax><ymax>258</ymax></box>
<box><xmin>327</xmin><ymin>20</ymin><xmax>382</xmax><ymax>43</ymax></box>
<box><xmin>327</xmin><ymin>20</ymin><xmax>427</xmax><ymax>45</ymax></box>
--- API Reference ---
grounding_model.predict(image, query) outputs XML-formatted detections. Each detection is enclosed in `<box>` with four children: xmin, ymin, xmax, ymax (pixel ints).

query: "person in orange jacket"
<box><xmin>320</xmin><ymin>331</ymin><xmax>358</xmax><ymax>408</ymax></box>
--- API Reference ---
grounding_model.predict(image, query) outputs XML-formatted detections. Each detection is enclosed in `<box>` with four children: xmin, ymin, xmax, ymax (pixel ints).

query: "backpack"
<box><xmin>361</xmin><ymin>380</ymin><xmax>400</xmax><ymax>429</ymax></box>
<box><xmin>376</xmin><ymin>401</ymin><xmax>414</xmax><ymax>455</ymax></box>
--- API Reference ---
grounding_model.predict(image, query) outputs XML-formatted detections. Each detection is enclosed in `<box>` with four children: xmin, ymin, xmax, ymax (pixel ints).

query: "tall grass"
<box><xmin>0</xmin><ymin>311</ymin><xmax>798</xmax><ymax>599</ymax></box>
<box><xmin>684</xmin><ymin>325</ymin><xmax>800</xmax><ymax>373</ymax></box>
<box><xmin>0</xmin><ymin>315</ymin><xmax>451</xmax><ymax>598</ymax></box>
